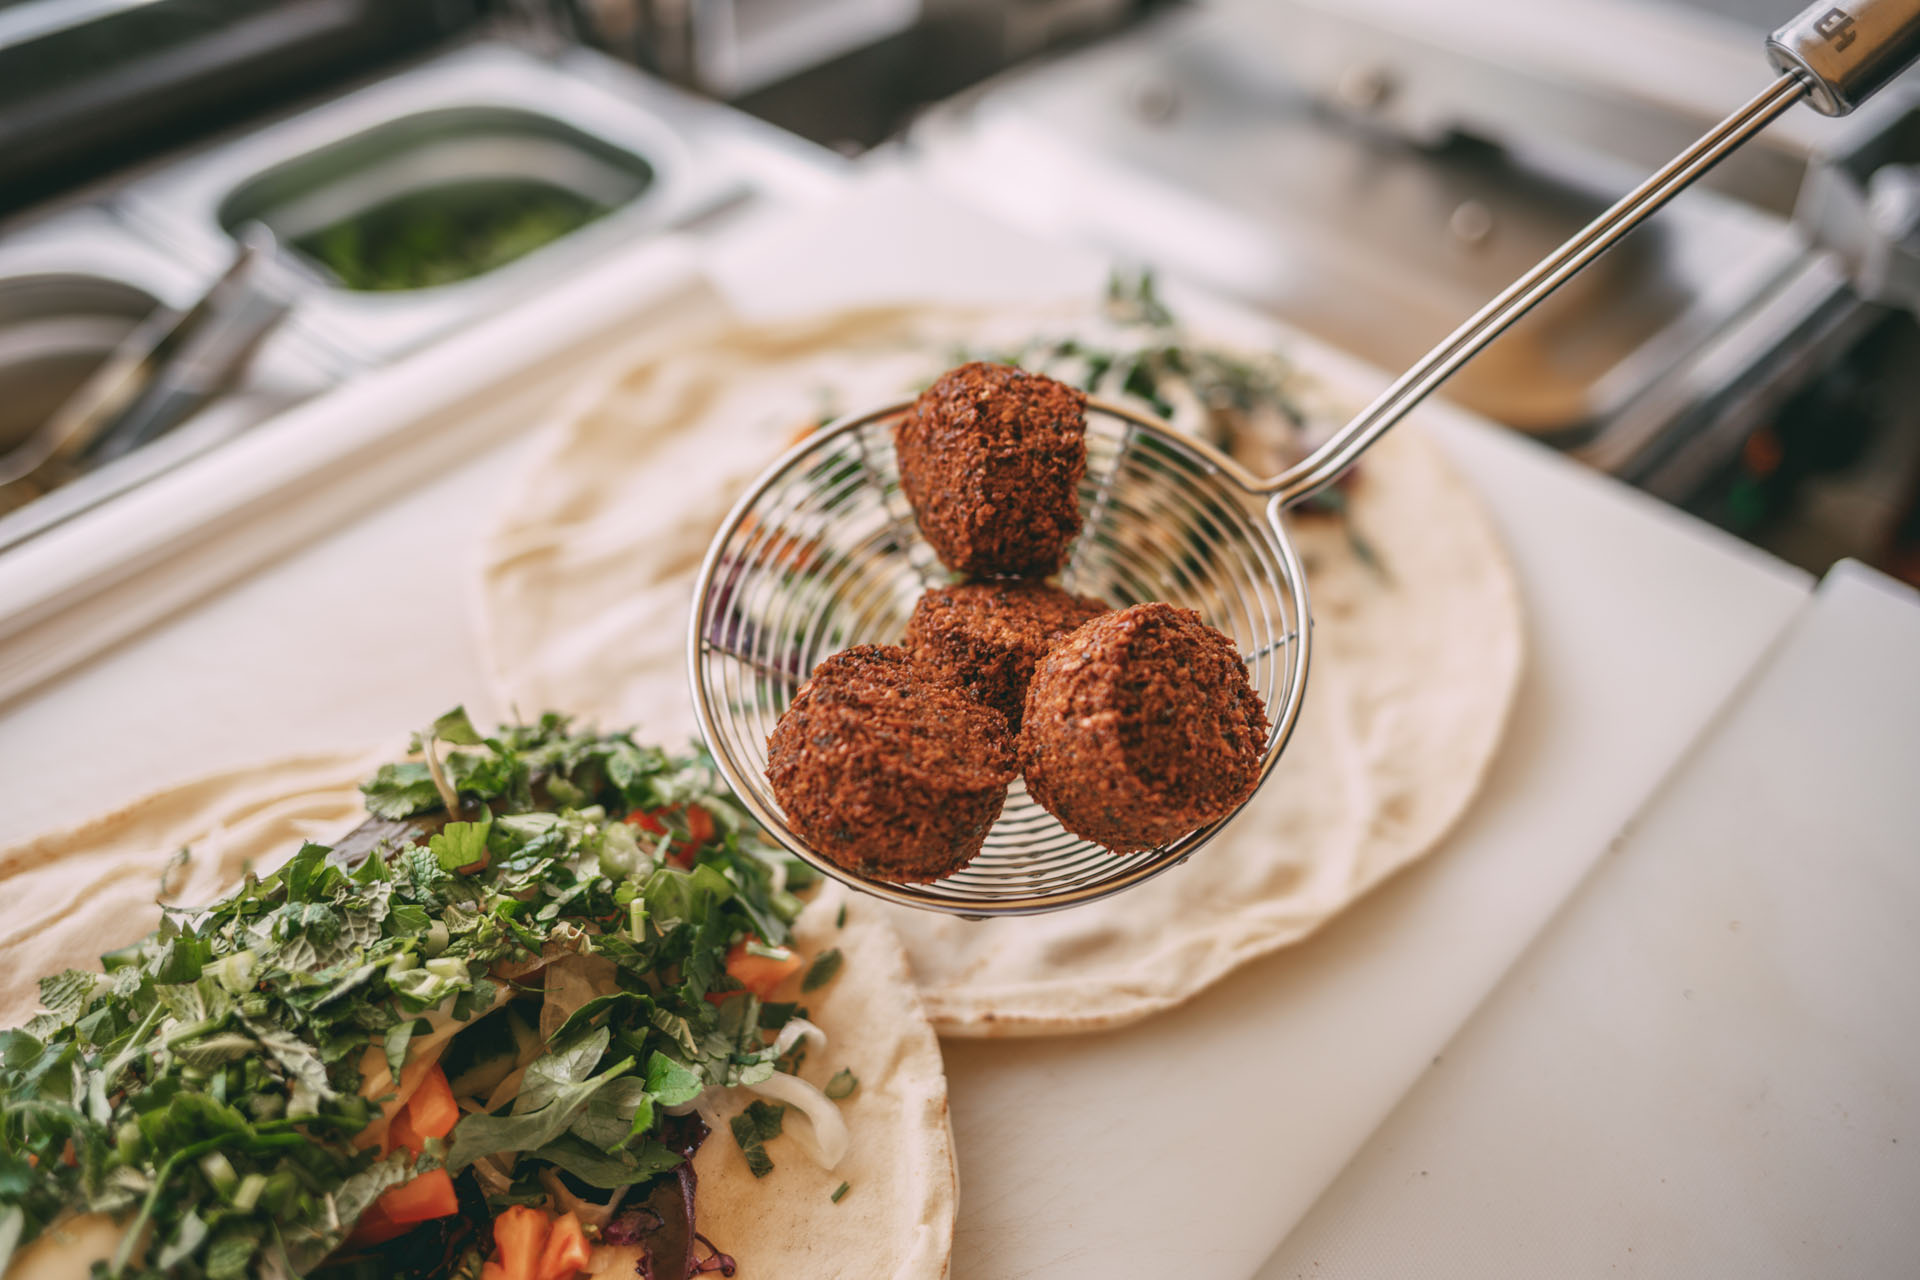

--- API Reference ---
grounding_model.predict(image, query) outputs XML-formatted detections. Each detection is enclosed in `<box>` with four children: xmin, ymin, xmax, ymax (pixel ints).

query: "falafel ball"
<box><xmin>894</xmin><ymin>362</ymin><xmax>1087</xmax><ymax>576</ymax></box>
<box><xmin>1021</xmin><ymin>602</ymin><xmax>1269</xmax><ymax>854</ymax></box>
<box><xmin>903</xmin><ymin>580</ymin><xmax>1111</xmax><ymax>731</ymax></box>
<box><xmin>766</xmin><ymin>645</ymin><xmax>1016</xmax><ymax>882</ymax></box>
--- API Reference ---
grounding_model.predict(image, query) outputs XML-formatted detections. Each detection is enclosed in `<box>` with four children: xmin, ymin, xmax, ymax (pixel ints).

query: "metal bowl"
<box><xmin>219</xmin><ymin>107</ymin><xmax>657</xmax><ymax>292</ymax></box>
<box><xmin>119</xmin><ymin>42</ymin><xmax>746</xmax><ymax>363</ymax></box>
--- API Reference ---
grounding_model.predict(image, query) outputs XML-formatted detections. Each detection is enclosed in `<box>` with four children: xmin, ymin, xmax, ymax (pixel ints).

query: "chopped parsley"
<box><xmin>728</xmin><ymin>1101</ymin><xmax>786</xmax><ymax>1180</ymax></box>
<box><xmin>0</xmin><ymin>713</ymin><xmax>825</xmax><ymax>1278</ymax></box>
<box><xmin>801</xmin><ymin>948</ymin><xmax>843</xmax><ymax>993</ymax></box>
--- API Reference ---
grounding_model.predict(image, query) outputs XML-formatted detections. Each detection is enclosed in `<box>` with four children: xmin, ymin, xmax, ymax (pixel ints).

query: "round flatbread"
<box><xmin>684</xmin><ymin>889</ymin><xmax>955</xmax><ymax>1279</ymax></box>
<box><xmin>476</xmin><ymin>303</ymin><xmax>1525</xmax><ymax>1035</ymax></box>
<box><xmin>0</xmin><ymin>758</ymin><xmax>957</xmax><ymax>1279</ymax></box>
<box><xmin>0</xmin><ymin>749</ymin><xmax>385</xmax><ymax>1027</ymax></box>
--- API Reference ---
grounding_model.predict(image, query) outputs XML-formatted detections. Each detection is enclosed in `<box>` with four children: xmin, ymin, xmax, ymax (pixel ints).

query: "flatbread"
<box><xmin>687</xmin><ymin>889</ymin><xmax>955</xmax><ymax>1279</ymax></box>
<box><xmin>476</xmin><ymin>303</ymin><xmax>1525</xmax><ymax>1035</ymax></box>
<box><xmin>0</xmin><ymin>749</ymin><xmax>386</xmax><ymax>1027</ymax></box>
<box><xmin>0</xmin><ymin>758</ymin><xmax>957</xmax><ymax>1280</ymax></box>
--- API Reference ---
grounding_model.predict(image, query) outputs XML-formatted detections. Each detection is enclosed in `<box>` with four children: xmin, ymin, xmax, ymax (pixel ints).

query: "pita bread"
<box><xmin>0</xmin><ymin>749</ymin><xmax>386</xmax><ymax>1027</ymax></box>
<box><xmin>684</xmin><ymin>888</ymin><xmax>956</xmax><ymax>1279</ymax></box>
<box><xmin>476</xmin><ymin>304</ymin><xmax>1524</xmax><ymax>1034</ymax></box>
<box><xmin>0</xmin><ymin>757</ymin><xmax>957</xmax><ymax>1279</ymax></box>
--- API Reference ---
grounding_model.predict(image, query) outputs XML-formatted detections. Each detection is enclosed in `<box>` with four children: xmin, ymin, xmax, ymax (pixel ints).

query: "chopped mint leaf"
<box><xmin>801</xmin><ymin>948</ymin><xmax>842</xmax><ymax>992</ymax></box>
<box><xmin>430</xmin><ymin>706</ymin><xmax>484</xmax><ymax>746</ymax></box>
<box><xmin>831</xmin><ymin>1181</ymin><xmax>850</xmax><ymax>1203</ymax></box>
<box><xmin>730</xmin><ymin>1112</ymin><xmax>774</xmax><ymax>1178</ymax></box>
<box><xmin>644</xmin><ymin>1051</ymin><xmax>703</xmax><ymax>1109</ymax></box>
<box><xmin>360</xmin><ymin>761</ymin><xmax>443</xmax><ymax>818</ymax></box>
<box><xmin>529</xmin><ymin>1133</ymin><xmax>685</xmax><ymax>1189</ymax></box>
<box><xmin>429</xmin><ymin>816</ymin><xmax>492</xmax><ymax>872</ymax></box>
<box><xmin>518</xmin><ymin>1027</ymin><xmax>612</xmax><ymax>1113</ymax></box>
<box><xmin>37</xmin><ymin>969</ymin><xmax>97</xmax><ymax>1017</ymax></box>
<box><xmin>743</xmin><ymin>1099</ymin><xmax>785</xmax><ymax>1141</ymax></box>
<box><xmin>728</xmin><ymin>1102</ymin><xmax>785</xmax><ymax>1180</ymax></box>
<box><xmin>446</xmin><ymin>1051</ymin><xmax>633</xmax><ymax>1173</ymax></box>
<box><xmin>384</xmin><ymin>1019</ymin><xmax>425</xmax><ymax>1084</ymax></box>
<box><xmin>571</xmin><ymin>1076</ymin><xmax>655</xmax><ymax>1151</ymax></box>
<box><xmin>825</xmin><ymin>1069</ymin><xmax>858</xmax><ymax>1100</ymax></box>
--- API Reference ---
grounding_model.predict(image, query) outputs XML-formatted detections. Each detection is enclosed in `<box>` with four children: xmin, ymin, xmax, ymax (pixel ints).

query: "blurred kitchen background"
<box><xmin>3</xmin><ymin>0</ymin><xmax>1918</xmax><ymax>585</ymax></box>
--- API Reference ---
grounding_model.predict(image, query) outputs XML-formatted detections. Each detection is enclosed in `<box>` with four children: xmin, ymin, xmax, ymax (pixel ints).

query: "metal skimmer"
<box><xmin>690</xmin><ymin>0</ymin><xmax>1920</xmax><ymax>915</ymax></box>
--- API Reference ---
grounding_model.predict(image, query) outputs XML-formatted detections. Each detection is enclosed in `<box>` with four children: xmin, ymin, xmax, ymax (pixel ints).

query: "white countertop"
<box><xmin>0</xmin><ymin>171</ymin><xmax>1849</xmax><ymax>1279</ymax></box>
<box><xmin>1255</xmin><ymin>561</ymin><xmax>1920</xmax><ymax>1279</ymax></box>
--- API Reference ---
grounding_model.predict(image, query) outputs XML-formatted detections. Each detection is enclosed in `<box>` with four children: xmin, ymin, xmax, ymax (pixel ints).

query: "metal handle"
<box><xmin>1264</xmin><ymin>0</ymin><xmax>1920</xmax><ymax>509</ymax></box>
<box><xmin>1768</xmin><ymin>0</ymin><xmax>1920</xmax><ymax>116</ymax></box>
<box><xmin>0</xmin><ymin>225</ymin><xmax>292</xmax><ymax>497</ymax></box>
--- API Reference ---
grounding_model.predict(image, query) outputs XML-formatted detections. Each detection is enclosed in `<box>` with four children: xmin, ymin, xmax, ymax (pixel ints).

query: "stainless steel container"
<box><xmin>119</xmin><ymin>41</ymin><xmax>750</xmax><ymax>363</ymax></box>
<box><xmin>0</xmin><ymin>209</ymin><xmax>346</xmax><ymax>551</ymax></box>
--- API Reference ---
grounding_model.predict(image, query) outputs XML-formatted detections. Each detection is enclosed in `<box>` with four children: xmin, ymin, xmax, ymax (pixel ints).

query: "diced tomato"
<box><xmin>344</xmin><ymin>1204</ymin><xmax>413</xmax><ymax>1248</ymax></box>
<box><xmin>379</xmin><ymin>1168</ymin><xmax>460</xmax><ymax>1225</ymax></box>
<box><xmin>708</xmin><ymin>939</ymin><xmax>804</xmax><ymax>1003</ymax></box>
<box><xmin>387</xmin><ymin>1106</ymin><xmax>426</xmax><ymax>1158</ymax></box>
<box><xmin>385</xmin><ymin>1064</ymin><xmax>459</xmax><ymax>1157</ymax></box>
<box><xmin>491</xmin><ymin>1205</ymin><xmax>552</xmax><ymax>1280</ymax></box>
<box><xmin>406</xmin><ymin>1065</ymin><xmax>460</xmax><ymax>1140</ymax></box>
<box><xmin>344</xmin><ymin>1168</ymin><xmax>460</xmax><ymax>1248</ymax></box>
<box><xmin>536</xmin><ymin>1211</ymin><xmax>592</xmax><ymax>1280</ymax></box>
<box><xmin>684</xmin><ymin>804</ymin><xmax>716</xmax><ymax>849</ymax></box>
<box><xmin>624</xmin><ymin>808</ymin><xmax>667</xmax><ymax>834</ymax></box>
<box><xmin>623</xmin><ymin>804</ymin><xmax>716</xmax><ymax>867</ymax></box>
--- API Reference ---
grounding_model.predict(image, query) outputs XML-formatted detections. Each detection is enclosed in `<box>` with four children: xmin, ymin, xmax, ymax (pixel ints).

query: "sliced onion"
<box><xmin>539</xmin><ymin>1169</ymin><xmax>631</xmax><ymax>1230</ymax></box>
<box><xmin>770</xmin><ymin>1017</ymin><xmax>826</xmax><ymax>1060</ymax></box>
<box><xmin>480</xmin><ymin>1014</ymin><xmax>550</xmax><ymax>1113</ymax></box>
<box><xmin>745</xmin><ymin>1071</ymin><xmax>850</xmax><ymax>1171</ymax></box>
<box><xmin>471</xmin><ymin>1155</ymin><xmax>517</xmax><ymax>1200</ymax></box>
<box><xmin>539</xmin><ymin>954</ymin><xmax>620</xmax><ymax>1042</ymax></box>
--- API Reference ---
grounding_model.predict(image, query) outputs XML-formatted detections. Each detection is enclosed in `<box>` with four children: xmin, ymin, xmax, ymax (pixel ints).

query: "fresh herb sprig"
<box><xmin>0</xmin><ymin>712</ymin><xmax>815</xmax><ymax>1279</ymax></box>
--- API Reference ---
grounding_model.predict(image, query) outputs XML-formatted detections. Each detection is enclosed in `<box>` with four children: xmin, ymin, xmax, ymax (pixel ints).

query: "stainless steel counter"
<box><xmin>0</xmin><ymin>37</ymin><xmax>844</xmax><ymax>558</ymax></box>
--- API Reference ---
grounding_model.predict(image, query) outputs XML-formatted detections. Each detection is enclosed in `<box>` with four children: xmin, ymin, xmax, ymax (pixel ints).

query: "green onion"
<box><xmin>231</xmin><ymin>1173</ymin><xmax>267</xmax><ymax>1213</ymax></box>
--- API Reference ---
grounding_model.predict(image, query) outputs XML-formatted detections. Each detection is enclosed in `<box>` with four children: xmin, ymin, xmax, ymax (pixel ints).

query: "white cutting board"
<box><xmin>1256</xmin><ymin>563</ymin><xmax>1920</xmax><ymax>1278</ymax></box>
<box><xmin>0</xmin><ymin>169</ymin><xmax>1813</xmax><ymax>1277</ymax></box>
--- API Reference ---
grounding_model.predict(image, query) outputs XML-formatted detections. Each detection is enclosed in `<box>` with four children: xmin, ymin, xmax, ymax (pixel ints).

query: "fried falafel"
<box><xmin>1020</xmin><ymin>603</ymin><xmax>1269</xmax><ymax>854</ymax></box>
<box><xmin>893</xmin><ymin>362</ymin><xmax>1087</xmax><ymax>577</ymax></box>
<box><xmin>903</xmin><ymin>580</ymin><xmax>1111</xmax><ymax>731</ymax></box>
<box><xmin>766</xmin><ymin>645</ymin><xmax>1016</xmax><ymax>882</ymax></box>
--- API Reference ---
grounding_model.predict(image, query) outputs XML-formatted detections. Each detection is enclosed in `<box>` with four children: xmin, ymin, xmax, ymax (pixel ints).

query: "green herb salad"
<box><xmin>0</xmin><ymin>710</ymin><xmax>858</xmax><ymax>1280</ymax></box>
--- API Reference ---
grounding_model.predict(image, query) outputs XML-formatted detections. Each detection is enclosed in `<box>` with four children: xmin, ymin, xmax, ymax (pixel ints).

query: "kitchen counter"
<box><xmin>1255</xmin><ymin>561</ymin><xmax>1920</xmax><ymax>1279</ymax></box>
<box><xmin>0</xmin><ymin>171</ymin><xmax>1845</xmax><ymax>1277</ymax></box>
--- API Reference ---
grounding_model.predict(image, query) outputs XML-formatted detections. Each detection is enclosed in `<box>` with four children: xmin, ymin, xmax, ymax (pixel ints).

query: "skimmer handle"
<box><xmin>1263</xmin><ymin>0</ymin><xmax>1920</xmax><ymax>510</ymax></box>
<box><xmin>1768</xmin><ymin>0</ymin><xmax>1920</xmax><ymax>116</ymax></box>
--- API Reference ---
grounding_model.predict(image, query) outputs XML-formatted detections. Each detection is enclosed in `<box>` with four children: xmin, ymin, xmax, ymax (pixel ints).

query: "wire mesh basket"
<box><xmin>689</xmin><ymin>397</ymin><xmax>1311</xmax><ymax>916</ymax></box>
